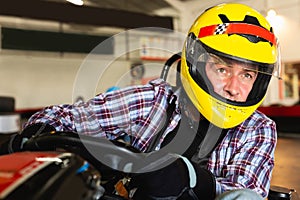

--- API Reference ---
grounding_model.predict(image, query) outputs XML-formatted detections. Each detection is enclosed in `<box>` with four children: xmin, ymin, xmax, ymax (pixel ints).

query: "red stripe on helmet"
<box><xmin>198</xmin><ymin>23</ymin><xmax>276</xmax><ymax>46</ymax></box>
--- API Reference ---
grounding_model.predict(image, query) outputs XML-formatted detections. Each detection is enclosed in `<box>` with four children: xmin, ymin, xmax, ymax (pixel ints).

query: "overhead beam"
<box><xmin>0</xmin><ymin>0</ymin><xmax>174</xmax><ymax>30</ymax></box>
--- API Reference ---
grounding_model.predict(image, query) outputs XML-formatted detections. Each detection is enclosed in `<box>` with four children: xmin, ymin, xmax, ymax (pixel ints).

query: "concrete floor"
<box><xmin>271</xmin><ymin>133</ymin><xmax>300</xmax><ymax>195</ymax></box>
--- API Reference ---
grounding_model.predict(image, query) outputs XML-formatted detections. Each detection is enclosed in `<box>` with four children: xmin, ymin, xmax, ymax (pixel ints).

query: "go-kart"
<box><xmin>0</xmin><ymin>131</ymin><xmax>149</xmax><ymax>200</ymax></box>
<box><xmin>1</xmin><ymin>126</ymin><xmax>210</xmax><ymax>200</ymax></box>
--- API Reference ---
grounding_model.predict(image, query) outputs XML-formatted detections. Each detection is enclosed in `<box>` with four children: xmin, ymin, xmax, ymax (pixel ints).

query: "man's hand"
<box><xmin>129</xmin><ymin>156</ymin><xmax>200</xmax><ymax>199</ymax></box>
<box><xmin>0</xmin><ymin>123</ymin><xmax>55</xmax><ymax>155</ymax></box>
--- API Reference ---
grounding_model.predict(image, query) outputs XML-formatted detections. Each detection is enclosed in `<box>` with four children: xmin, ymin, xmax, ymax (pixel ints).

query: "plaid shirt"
<box><xmin>25</xmin><ymin>78</ymin><xmax>276</xmax><ymax>198</ymax></box>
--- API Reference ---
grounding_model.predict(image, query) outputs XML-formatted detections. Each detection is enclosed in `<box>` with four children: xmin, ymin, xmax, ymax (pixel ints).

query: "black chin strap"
<box><xmin>189</xmin><ymin>121</ymin><xmax>227</xmax><ymax>167</ymax></box>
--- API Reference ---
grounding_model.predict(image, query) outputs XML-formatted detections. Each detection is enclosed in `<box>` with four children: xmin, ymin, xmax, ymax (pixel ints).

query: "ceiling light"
<box><xmin>66</xmin><ymin>0</ymin><xmax>84</xmax><ymax>6</ymax></box>
<box><xmin>267</xmin><ymin>9</ymin><xmax>277</xmax><ymax>18</ymax></box>
<box><xmin>266</xmin><ymin>9</ymin><xmax>284</xmax><ymax>31</ymax></box>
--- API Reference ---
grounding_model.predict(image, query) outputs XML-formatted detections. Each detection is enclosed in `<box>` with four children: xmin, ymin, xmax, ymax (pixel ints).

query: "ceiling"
<box><xmin>1</xmin><ymin>0</ymin><xmax>189</xmax><ymax>31</ymax></box>
<box><xmin>79</xmin><ymin>0</ymin><xmax>175</xmax><ymax>15</ymax></box>
<box><xmin>1</xmin><ymin>0</ymin><xmax>299</xmax><ymax>33</ymax></box>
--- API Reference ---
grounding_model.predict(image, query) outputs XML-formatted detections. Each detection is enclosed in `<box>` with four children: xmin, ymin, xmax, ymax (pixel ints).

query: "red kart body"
<box><xmin>0</xmin><ymin>152</ymin><xmax>64</xmax><ymax>198</ymax></box>
<box><xmin>0</xmin><ymin>151</ymin><xmax>103</xmax><ymax>200</ymax></box>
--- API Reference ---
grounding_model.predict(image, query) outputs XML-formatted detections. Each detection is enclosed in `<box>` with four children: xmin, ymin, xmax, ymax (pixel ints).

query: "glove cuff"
<box><xmin>176</xmin><ymin>156</ymin><xmax>216</xmax><ymax>200</ymax></box>
<box><xmin>178</xmin><ymin>155</ymin><xmax>197</xmax><ymax>188</ymax></box>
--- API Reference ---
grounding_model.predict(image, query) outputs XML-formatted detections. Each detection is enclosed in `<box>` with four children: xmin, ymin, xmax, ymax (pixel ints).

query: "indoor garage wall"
<box><xmin>0</xmin><ymin>53</ymin><xmax>132</xmax><ymax>109</ymax></box>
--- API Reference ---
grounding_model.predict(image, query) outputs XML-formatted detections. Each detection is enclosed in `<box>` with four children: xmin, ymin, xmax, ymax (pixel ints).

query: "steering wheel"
<box><xmin>22</xmin><ymin>131</ymin><xmax>148</xmax><ymax>174</ymax></box>
<box><xmin>22</xmin><ymin>122</ymin><xmax>195</xmax><ymax>174</ymax></box>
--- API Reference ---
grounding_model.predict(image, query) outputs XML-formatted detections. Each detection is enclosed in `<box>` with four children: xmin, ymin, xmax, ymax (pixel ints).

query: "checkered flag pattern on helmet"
<box><xmin>215</xmin><ymin>23</ymin><xmax>229</xmax><ymax>35</ymax></box>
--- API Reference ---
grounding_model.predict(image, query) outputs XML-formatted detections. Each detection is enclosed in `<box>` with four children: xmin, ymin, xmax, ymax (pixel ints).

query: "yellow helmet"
<box><xmin>180</xmin><ymin>3</ymin><xmax>281</xmax><ymax>129</ymax></box>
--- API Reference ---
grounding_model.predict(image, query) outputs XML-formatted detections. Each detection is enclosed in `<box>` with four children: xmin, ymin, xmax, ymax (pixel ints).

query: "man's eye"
<box><xmin>245</xmin><ymin>73</ymin><xmax>252</xmax><ymax>79</ymax></box>
<box><xmin>216</xmin><ymin>67</ymin><xmax>227</xmax><ymax>74</ymax></box>
<box><xmin>243</xmin><ymin>72</ymin><xmax>256</xmax><ymax>80</ymax></box>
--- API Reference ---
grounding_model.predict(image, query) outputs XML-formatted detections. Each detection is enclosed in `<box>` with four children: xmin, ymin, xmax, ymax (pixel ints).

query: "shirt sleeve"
<box><xmin>70</xmin><ymin>84</ymin><xmax>158</xmax><ymax>138</ymax></box>
<box><xmin>23</xmin><ymin>104</ymin><xmax>76</xmax><ymax>132</ymax></box>
<box><xmin>24</xmin><ymin>84</ymin><xmax>156</xmax><ymax>136</ymax></box>
<box><xmin>24</xmin><ymin>79</ymin><xmax>175</xmax><ymax>145</ymax></box>
<box><xmin>212</xmin><ymin>113</ymin><xmax>277</xmax><ymax>199</ymax></box>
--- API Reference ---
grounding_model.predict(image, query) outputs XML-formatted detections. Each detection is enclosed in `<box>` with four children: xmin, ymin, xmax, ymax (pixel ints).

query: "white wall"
<box><xmin>0</xmin><ymin>52</ymin><xmax>133</xmax><ymax>109</ymax></box>
<box><xmin>0</xmin><ymin>53</ymin><xmax>80</xmax><ymax>108</ymax></box>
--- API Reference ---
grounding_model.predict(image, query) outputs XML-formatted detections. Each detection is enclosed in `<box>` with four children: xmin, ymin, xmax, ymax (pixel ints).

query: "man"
<box><xmin>1</xmin><ymin>3</ymin><xmax>280</xmax><ymax>200</ymax></box>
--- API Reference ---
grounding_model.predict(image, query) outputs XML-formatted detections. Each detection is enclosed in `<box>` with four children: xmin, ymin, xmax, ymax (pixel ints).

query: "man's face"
<box><xmin>205</xmin><ymin>54</ymin><xmax>258</xmax><ymax>102</ymax></box>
